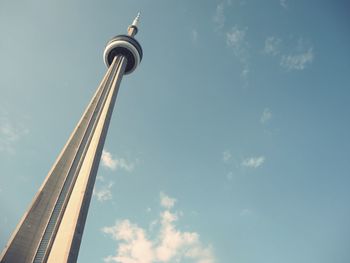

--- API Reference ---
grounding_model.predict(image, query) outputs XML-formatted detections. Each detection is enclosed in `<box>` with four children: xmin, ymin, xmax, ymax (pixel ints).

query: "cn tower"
<box><xmin>0</xmin><ymin>14</ymin><xmax>143</xmax><ymax>263</ymax></box>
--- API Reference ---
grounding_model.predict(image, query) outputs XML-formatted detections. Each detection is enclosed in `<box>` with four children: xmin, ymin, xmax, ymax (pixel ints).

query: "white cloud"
<box><xmin>222</xmin><ymin>150</ymin><xmax>232</xmax><ymax>163</ymax></box>
<box><xmin>242</xmin><ymin>156</ymin><xmax>265</xmax><ymax>168</ymax></box>
<box><xmin>280</xmin><ymin>48</ymin><xmax>314</xmax><ymax>70</ymax></box>
<box><xmin>160</xmin><ymin>192</ymin><xmax>176</xmax><ymax>209</ymax></box>
<box><xmin>263</xmin><ymin>36</ymin><xmax>281</xmax><ymax>56</ymax></box>
<box><xmin>213</xmin><ymin>2</ymin><xmax>225</xmax><ymax>30</ymax></box>
<box><xmin>103</xmin><ymin>220</ymin><xmax>154</xmax><ymax>263</ymax></box>
<box><xmin>260</xmin><ymin>108</ymin><xmax>272</xmax><ymax>124</ymax></box>
<box><xmin>0</xmin><ymin>113</ymin><xmax>29</xmax><ymax>154</ymax></box>
<box><xmin>93</xmin><ymin>181</ymin><xmax>114</xmax><ymax>202</ymax></box>
<box><xmin>280</xmin><ymin>0</ymin><xmax>288</xmax><ymax>8</ymax></box>
<box><xmin>101</xmin><ymin>150</ymin><xmax>135</xmax><ymax>172</ymax></box>
<box><xmin>102</xmin><ymin>192</ymin><xmax>215</xmax><ymax>263</ymax></box>
<box><xmin>101</xmin><ymin>150</ymin><xmax>116</xmax><ymax>169</ymax></box>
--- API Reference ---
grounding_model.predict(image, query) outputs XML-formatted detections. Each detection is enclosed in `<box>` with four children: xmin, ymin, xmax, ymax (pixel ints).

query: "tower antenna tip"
<box><xmin>132</xmin><ymin>12</ymin><xmax>141</xmax><ymax>27</ymax></box>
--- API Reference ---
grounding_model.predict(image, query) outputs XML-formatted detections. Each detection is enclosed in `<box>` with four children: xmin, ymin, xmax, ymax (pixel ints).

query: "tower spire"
<box><xmin>132</xmin><ymin>12</ymin><xmax>141</xmax><ymax>28</ymax></box>
<box><xmin>128</xmin><ymin>12</ymin><xmax>141</xmax><ymax>37</ymax></box>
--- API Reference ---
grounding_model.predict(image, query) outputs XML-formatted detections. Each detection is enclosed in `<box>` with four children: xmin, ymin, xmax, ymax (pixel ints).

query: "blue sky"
<box><xmin>1</xmin><ymin>0</ymin><xmax>350</xmax><ymax>262</ymax></box>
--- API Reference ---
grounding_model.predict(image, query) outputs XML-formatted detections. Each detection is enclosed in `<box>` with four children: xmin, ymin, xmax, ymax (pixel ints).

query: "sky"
<box><xmin>0</xmin><ymin>0</ymin><xmax>350</xmax><ymax>262</ymax></box>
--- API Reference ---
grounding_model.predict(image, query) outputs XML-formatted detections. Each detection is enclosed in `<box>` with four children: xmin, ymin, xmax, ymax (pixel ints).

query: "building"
<box><xmin>0</xmin><ymin>14</ymin><xmax>143</xmax><ymax>263</ymax></box>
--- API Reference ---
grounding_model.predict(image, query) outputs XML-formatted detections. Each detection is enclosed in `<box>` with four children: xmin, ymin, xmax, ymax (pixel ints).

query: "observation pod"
<box><xmin>103</xmin><ymin>35</ymin><xmax>143</xmax><ymax>74</ymax></box>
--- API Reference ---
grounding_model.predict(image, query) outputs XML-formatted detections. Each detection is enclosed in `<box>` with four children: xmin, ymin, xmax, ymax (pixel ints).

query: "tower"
<box><xmin>0</xmin><ymin>14</ymin><xmax>143</xmax><ymax>263</ymax></box>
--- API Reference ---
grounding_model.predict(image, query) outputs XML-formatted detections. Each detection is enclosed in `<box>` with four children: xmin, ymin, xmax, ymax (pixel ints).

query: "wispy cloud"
<box><xmin>260</xmin><ymin>108</ymin><xmax>272</xmax><ymax>124</ymax></box>
<box><xmin>102</xmin><ymin>192</ymin><xmax>215</xmax><ymax>263</ymax></box>
<box><xmin>280</xmin><ymin>48</ymin><xmax>314</xmax><ymax>71</ymax></box>
<box><xmin>101</xmin><ymin>150</ymin><xmax>135</xmax><ymax>172</ymax></box>
<box><xmin>213</xmin><ymin>2</ymin><xmax>225</xmax><ymax>30</ymax></box>
<box><xmin>213</xmin><ymin>2</ymin><xmax>251</xmax><ymax>82</ymax></box>
<box><xmin>226</xmin><ymin>25</ymin><xmax>250</xmax><ymax>79</ymax></box>
<box><xmin>0</xmin><ymin>112</ymin><xmax>29</xmax><ymax>154</ymax></box>
<box><xmin>263</xmin><ymin>36</ymin><xmax>281</xmax><ymax>56</ymax></box>
<box><xmin>93</xmin><ymin>181</ymin><xmax>114</xmax><ymax>202</ymax></box>
<box><xmin>264</xmin><ymin>36</ymin><xmax>314</xmax><ymax>71</ymax></box>
<box><xmin>226</xmin><ymin>26</ymin><xmax>247</xmax><ymax>57</ymax></box>
<box><xmin>213</xmin><ymin>0</ymin><xmax>233</xmax><ymax>30</ymax></box>
<box><xmin>240</xmin><ymin>208</ymin><xmax>253</xmax><ymax>216</ymax></box>
<box><xmin>280</xmin><ymin>0</ymin><xmax>288</xmax><ymax>9</ymax></box>
<box><xmin>222</xmin><ymin>150</ymin><xmax>232</xmax><ymax>163</ymax></box>
<box><xmin>96</xmin><ymin>175</ymin><xmax>105</xmax><ymax>182</ymax></box>
<box><xmin>191</xmin><ymin>29</ymin><xmax>198</xmax><ymax>44</ymax></box>
<box><xmin>242</xmin><ymin>156</ymin><xmax>265</xmax><ymax>168</ymax></box>
<box><xmin>226</xmin><ymin>172</ymin><xmax>233</xmax><ymax>181</ymax></box>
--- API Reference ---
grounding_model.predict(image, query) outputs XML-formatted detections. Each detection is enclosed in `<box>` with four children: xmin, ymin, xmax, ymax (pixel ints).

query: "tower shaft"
<box><xmin>0</xmin><ymin>56</ymin><xmax>127</xmax><ymax>263</ymax></box>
